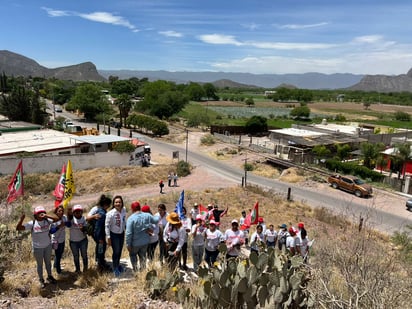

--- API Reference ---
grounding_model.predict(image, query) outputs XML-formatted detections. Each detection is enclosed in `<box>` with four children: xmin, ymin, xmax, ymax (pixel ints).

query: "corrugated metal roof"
<box><xmin>70</xmin><ymin>134</ymin><xmax>131</xmax><ymax>144</ymax></box>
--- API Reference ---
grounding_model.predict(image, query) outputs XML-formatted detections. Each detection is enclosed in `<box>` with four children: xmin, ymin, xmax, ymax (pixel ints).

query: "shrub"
<box><xmin>200</xmin><ymin>134</ymin><xmax>216</xmax><ymax>146</ymax></box>
<box><xmin>176</xmin><ymin>160</ymin><xmax>191</xmax><ymax>177</ymax></box>
<box><xmin>113</xmin><ymin>141</ymin><xmax>135</xmax><ymax>154</ymax></box>
<box><xmin>244</xmin><ymin>162</ymin><xmax>254</xmax><ymax>171</ymax></box>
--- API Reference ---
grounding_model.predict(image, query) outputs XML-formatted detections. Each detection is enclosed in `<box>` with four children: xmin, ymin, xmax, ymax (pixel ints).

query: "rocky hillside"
<box><xmin>348</xmin><ymin>68</ymin><xmax>412</xmax><ymax>92</ymax></box>
<box><xmin>0</xmin><ymin>50</ymin><xmax>105</xmax><ymax>81</ymax></box>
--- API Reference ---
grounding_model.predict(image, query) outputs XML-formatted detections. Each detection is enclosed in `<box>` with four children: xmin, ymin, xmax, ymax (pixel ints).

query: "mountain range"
<box><xmin>1</xmin><ymin>50</ymin><xmax>412</xmax><ymax>92</ymax></box>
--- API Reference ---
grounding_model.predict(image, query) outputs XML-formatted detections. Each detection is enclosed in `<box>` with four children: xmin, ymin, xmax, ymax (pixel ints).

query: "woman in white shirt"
<box><xmin>16</xmin><ymin>206</ymin><xmax>58</xmax><ymax>288</ymax></box>
<box><xmin>67</xmin><ymin>204</ymin><xmax>88</xmax><ymax>273</ymax></box>
<box><xmin>51</xmin><ymin>205</ymin><xmax>68</xmax><ymax>274</ymax></box>
<box><xmin>249</xmin><ymin>224</ymin><xmax>264</xmax><ymax>255</ymax></box>
<box><xmin>191</xmin><ymin>214</ymin><xmax>206</xmax><ymax>272</ymax></box>
<box><xmin>163</xmin><ymin>212</ymin><xmax>185</xmax><ymax>270</ymax></box>
<box><xmin>105</xmin><ymin>195</ymin><xmax>126</xmax><ymax>276</ymax></box>
<box><xmin>204</xmin><ymin>220</ymin><xmax>223</xmax><ymax>267</ymax></box>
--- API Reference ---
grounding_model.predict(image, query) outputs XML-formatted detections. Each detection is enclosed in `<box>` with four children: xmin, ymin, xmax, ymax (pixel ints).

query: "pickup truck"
<box><xmin>327</xmin><ymin>174</ymin><xmax>373</xmax><ymax>198</ymax></box>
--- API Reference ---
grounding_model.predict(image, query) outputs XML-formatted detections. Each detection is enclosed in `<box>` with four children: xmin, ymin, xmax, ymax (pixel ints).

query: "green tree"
<box><xmin>392</xmin><ymin>142</ymin><xmax>411</xmax><ymax>179</ymax></box>
<box><xmin>335</xmin><ymin>144</ymin><xmax>352</xmax><ymax>161</ymax></box>
<box><xmin>68</xmin><ymin>83</ymin><xmax>111</xmax><ymax>120</ymax></box>
<box><xmin>245</xmin><ymin>115</ymin><xmax>268</xmax><ymax>135</ymax></box>
<box><xmin>203</xmin><ymin>83</ymin><xmax>218</xmax><ymax>100</ymax></box>
<box><xmin>360</xmin><ymin>142</ymin><xmax>385</xmax><ymax>169</ymax></box>
<box><xmin>245</xmin><ymin>97</ymin><xmax>255</xmax><ymax>107</ymax></box>
<box><xmin>290</xmin><ymin>105</ymin><xmax>310</xmax><ymax>119</ymax></box>
<box><xmin>312</xmin><ymin>145</ymin><xmax>331</xmax><ymax>159</ymax></box>
<box><xmin>394</xmin><ymin>111</ymin><xmax>410</xmax><ymax>121</ymax></box>
<box><xmin>115</xmin><ymin>94</ymin><xmax>133</xmax><ymax>127</ymax></box>
<box><xmin>185</xmin><ymin>82</ymin><xmax>205</xmax><ymax>101</ymax></box>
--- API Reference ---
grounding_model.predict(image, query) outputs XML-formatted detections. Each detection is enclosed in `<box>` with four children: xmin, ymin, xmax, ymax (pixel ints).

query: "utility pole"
<box><xmin>185</xmin><ymin>129</ymin><xmax>189</xmax><ymax>162</ymax></box>
<box><xmin>243</xmin><ymin>152</ymin><xmax>248</xmax><ymax>187</ymax></box>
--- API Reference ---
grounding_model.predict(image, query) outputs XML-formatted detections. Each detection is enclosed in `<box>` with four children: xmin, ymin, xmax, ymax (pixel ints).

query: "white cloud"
<box><xmin>198</xmin><ymin>34</ymin><xmax>243</xmax><ymax>46</ymax></box>
<box><xmin>198</xmin><ymin>33</ymin><xmax>335</xmax><ymax>50</ymax></box>
<box><xmin>352</xmin><ymin>35</ymin><xmax>383</xmax><ymax>44</ymax></box>
<box><xmin>42</xmin><ymin>7</ymin><xmax>138</xmax><ymax>32</ymax></box>
<box><xmin>278</xmin><ymin>22</ymin><xmax>329</xmax><ymax>30</ymax></box>
<box><xmin>42</xmin><ymin>7</ymin><xmax>69</xmax><ymax>17</ymax></box>
<box><xmin>158</xmin><ymin>30</ymin><xmax>183</xmax><ymax>38</ymax></box>
<box><xmin>78</xmin><ymin>12</ymin><xmax>137</xmax><ymax>31</ymax></box>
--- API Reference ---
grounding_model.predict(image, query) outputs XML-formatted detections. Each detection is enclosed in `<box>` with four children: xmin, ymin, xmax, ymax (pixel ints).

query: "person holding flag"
<box><xmin>16</xmin><ymin>206</ymin><xmax>59</xmax><ymax>288</ymax></box>
<box><xmin>7</xmin><ymin>160</ymin><xmax>24</xmax><ymax>204</ymax></box>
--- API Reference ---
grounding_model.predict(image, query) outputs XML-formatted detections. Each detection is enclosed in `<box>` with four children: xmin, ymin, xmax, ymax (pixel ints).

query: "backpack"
<box><xmin>85</xmin><ymin>219</ymin><xmax>95</xmax><ymax>236</ymax></box>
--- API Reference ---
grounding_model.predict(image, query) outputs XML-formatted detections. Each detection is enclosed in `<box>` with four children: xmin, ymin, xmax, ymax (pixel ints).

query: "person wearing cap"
<box><xmin>190</xmin><ymin>202</ymin><xmax>200</xmax><ymax>225</ymax></box>
<box><xmin>155</xmin><ymin>203</ymin><xmax>169</xmax><ymax>264</ymax></box>
<box><xmin>50</xmin><ymin>205</ymin><xmax>69</xmax><ymax>275</ymax></box>
<box><xmin>67</xmin><ymin>204</ymin><xmax>89</xmax><ymax>273</ymax></box>
<box><xmin>296</xmin><ymin>222</ymin><xmax>308</xmax><ymax>242</ymax></box>
<box><xmin>141</xmin><ymin>205</ymin><xmax>159</xmax><ymax>261</ymax></box>
<box><xmin>126</xmin><ymin>202</ymin><xmax>159</xmax><ymax>271</ymax></box>
<box><xmin>105</xmin><ymin>195</ymin><xmax>127</xmax><ymax>276</ymax></box>
<box><xmin>89</xmin><ymin>194</ymin><xmax>112</xmax><ymax>272</ymax></box>
<box><xmin>190</xmin><ymin>214</ymin><xmax>206</xmax><ymax>272</ymax></box>
<box><xmin>224</xmin><ymin>219</ymin><xmax>245</xmax><ymax>259</ymax></box>
<box><xmin>179</xmin><ymin>207</ymin><xmax>192</xmax><ymax>271</ymax></box>
<box><xmin>159</xmin><ymin>179</ymin><xmax>165</xmax><ymax>193</ymax></box>
<box><xmin>264</xmin><ymin>224</ymin><xmax>277</xmax><ymax>249</ymax></box>
<box><xmin>204</xmin><ymin>219</ymin><xmax>224</xmax><ymax>267</ymax></box>
<box><xmin>258</xmin><ymin>217</ymin><xmax>267</xmax><ymax>234</ymax></box>
<box><xmin>239</xmin><ymin>210</ymin><xmax>249</xmax><ymax>245</ymax></box>
<box><xmin>16</xmin><ymin>205</ymin><xmax>59</xmax><ymax>288</ymax></box>
<box><xmin>277</xmin><ymin>223</ymin><xmax>289</xmax><ymax>251</ymax></box>
<box><xmin>286</xmin><ymin>227</ymin><xmax>301</xmax><ymax>256</ymax></box>
<box><xmin>163</xmin><ymin>212</ymin><xmax>185</xmax><ymax>270</ymax></box>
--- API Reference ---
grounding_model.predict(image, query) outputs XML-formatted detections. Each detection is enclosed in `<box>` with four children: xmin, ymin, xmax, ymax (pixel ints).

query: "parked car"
<box><xmin>54</xmin><ymin>106</ymin><xmax>63</xmax><ymax>112</ymax></box>
<box><xmin>406</xmin><ymin>198</ymin><xmax>412</xmax><ymax>211</ymax></box>
<box><xmin>327</xmin><ymin>174</ymin><xmax>373</xmax><ymax>198</ymax></box>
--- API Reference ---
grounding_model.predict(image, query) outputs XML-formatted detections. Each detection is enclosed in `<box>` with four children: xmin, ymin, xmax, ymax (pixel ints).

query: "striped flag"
<box><xmin>240</xmin><ymin>201</ymin><xmax>259</xmax><ymax>230</ymax></box>
<box><xmin>62</xmin><ymin>160</ymin><xmax>75</xmax><ymax>208</ymax></box>
<box><xmin>53</xmin><ymin>163</ymin><xmax>66</xmax><ymax>207</ymax></box>
<box><xmin>7</xmin><ymin>160</ymin><xmax>24</xmax><ymax>204</ymax></box>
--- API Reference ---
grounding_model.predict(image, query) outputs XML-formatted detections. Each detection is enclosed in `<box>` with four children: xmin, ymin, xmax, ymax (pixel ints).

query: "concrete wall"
<box><xmin>0</xmin><ymin>152</ymin><xmax>131</xmax><ymax>175</ymax></box>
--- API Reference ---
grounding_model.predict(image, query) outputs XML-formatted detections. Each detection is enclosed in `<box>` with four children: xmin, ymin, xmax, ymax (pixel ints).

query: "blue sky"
<box><xmin>2</xmin><ymin>0</ymin><xmax>412</xmax><ymax>75</ymax></box>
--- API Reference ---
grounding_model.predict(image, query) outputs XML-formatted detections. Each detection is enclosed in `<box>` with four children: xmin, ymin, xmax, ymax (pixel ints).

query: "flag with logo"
<box><xmin>62</xmin><ymin>160</ymin><xmax>75</xmax><ymax>208</ymax></box>
<box><xmin>240</xmin><ymin>201</ymin><xmax>259</xmax><ymax>230</ymax></box>
<box><xmin>53</xmin><ymin>163</ymin><xmax>66</xmax><ymax>207</ymax></box>
<box><xmin>174</xmin><ymin>190</ymin><xmax>185</xmax><ymax>219</ymax></box>
<box><xmin>7</xmin><ymin>160</ymin><xmax>24</xmax><ymax>204</ymax></box>
<box><xmin>198</xmin><ymin>204</ymin><xmax>209</xmax><ymax>220</ymax></box>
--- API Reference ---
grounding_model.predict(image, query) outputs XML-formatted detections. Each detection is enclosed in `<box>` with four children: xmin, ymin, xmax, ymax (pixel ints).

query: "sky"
<box><xmin>2</xmin><ymin>0</ymin><xmax>412</xmax><ymax>75</ymax></box>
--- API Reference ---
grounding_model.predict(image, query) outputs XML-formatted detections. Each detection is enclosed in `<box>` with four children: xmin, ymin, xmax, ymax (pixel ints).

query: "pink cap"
<box><xmin>34</xmin><ymin>206</ymin><xmax>46</xmax><ymax>215</ymax></box>
<box><xmin>73</xmin><ymin>205</ymin><xmax>83</xmax><ymax>212</ymax></box>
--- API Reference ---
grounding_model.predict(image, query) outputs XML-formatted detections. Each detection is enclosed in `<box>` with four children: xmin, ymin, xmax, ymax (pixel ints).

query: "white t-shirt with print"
<box><xmin>264</xmin><ymin>229</ymin><xmax>277</xmax><ymax>242</ymax></box>
<box><xmin>105</xmin><ymin>208</ymin><xmax>126</xmax><ymax>236</ymax></box>
<box><xmin>69</xmin><ymin>216</ymin><xmax>87</xmax><ymax>242</ymax></box>
<box><xmin>224</xmin><ymin>229</ymin><xmax>245</xmax><ymax>257</ymax></box>
<box><xmin>205</xmin><ymin>229</ymin><xmax>224</xmax><ymax>252</ymax></box>
<box><xmin>191</xmin><ymin>224</ymin><xmax>206</xmax><ymax>247</ymax></box>
<box><xmin>24</xmin><ymin>219</ymin><xmax>53</xmax><ymax>249</ymax></box>
<box><xmin>51</xmin><ymin>215</ymin><xmax>68</xmax><ymax>244</ymax></box>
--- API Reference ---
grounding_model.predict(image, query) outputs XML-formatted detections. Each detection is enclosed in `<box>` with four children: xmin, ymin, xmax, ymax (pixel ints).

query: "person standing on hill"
<box><xmin>142</xmin><ymin>205</ymin><xmax>160</xmax><ymax>261</ymax></box>
<box><xmin>179</xmin><ymin>207</ymin><xmax>192</xmax><ymax>271</ymax></box>
<box><xmin>155</xmin><ymin>203</ymin><xmax>169</xmax><ymax>264</ymax></box>
<box><xmin>163</xmin><ymin>212</ymin><xmax>186</xmax><ymax>270</ymax></box>
<box><xmin>88</xmin><ymin>194</ymin><xmax>112</xmax><ymax>272</ymax></box>
<box><xmin>105</xmin><ymin>195</ymin><xmax>126</xmax><ymax>276</ymax></box>
<box><xmin>167</xmin><ymin>173</ymin><xmax>172</xmax><ymax>187</ymax></box>
<box><xmin>51</xmin><ymin>205</ymin><xmax>68</xmax><ymax>275</ymax></box>
<box><xmin>67</xmin><ymin>204</ymin><xmax>89</xmax><ymax>273</ymax></box>
<box><xmin>16</xmin><ymin>206</ymin><xmax>59</xmax><ymax>288</ymax></box>
<box><xmin>264</xmin><ymin>224</ymin><xmax>277</xmax><ymax>248</ymax></box>
<box><xmin>224</xmin><ymin>219</ymin><xmax>245</xmax><ymax>260</ymax></box>
<box><xmin>191</xmin><ymin>214</ymin><xmax>206</xmax><ymax>272</ymax></box>
<box><xmin>173</xmin><ymin>173</ymin><xmax>178</xmax><ymax>187</ymax></box>
<box><xmin>126</xmin><ymin>201</ymin><xmax>159</xmax><ymax>271</ymax></box>
<box><xmin>159</xmin><ymin>180</ymin><xmax>165</xmax><ymax>193</ymax></box>
<box><xmin>249</xmin><ymin>224</ymin><xmax>264</xmax><ymax>255</ymax></box>
<box><xmin>204</xmin><ymin>220</ymin><xmax>224</xmax><ymax>267</ymax></box>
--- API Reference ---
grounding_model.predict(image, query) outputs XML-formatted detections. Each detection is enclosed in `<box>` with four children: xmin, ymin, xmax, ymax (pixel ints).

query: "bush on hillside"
<box><xmin>176</xmin><ymin>160</ymin><xmax>191</xmax><ymax>177</ymax></box>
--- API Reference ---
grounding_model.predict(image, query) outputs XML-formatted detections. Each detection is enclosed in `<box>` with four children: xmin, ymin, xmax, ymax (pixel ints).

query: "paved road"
<box><xmin>143</xmin><ymin>133</ymin><xmax>412</xmax><ymax>235</ymax></box>
<box><xmin>64</xmin><ymin>112</ymin><xmax>412</xmax><ymax>235</ymax></box>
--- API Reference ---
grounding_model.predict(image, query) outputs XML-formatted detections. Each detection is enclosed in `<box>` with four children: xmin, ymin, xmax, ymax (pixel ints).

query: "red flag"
<box><xmin>198</xmin><ymin>204</ymin><xmax>209</xmax><ymax>220</ymax></box>
<box><xmin>53</xmin><ymin>163</ymin><xmax>66</xmax><ymax>207</ymax></box>
<box><xmin>7</xmin><ymin>160</ymin><xmax>24</xmax><ymax>204</ymax></box>
<box><xmin>240</xmin><ymin>201</ymin><xmax>259</xmax><ymax>230</ymax></box>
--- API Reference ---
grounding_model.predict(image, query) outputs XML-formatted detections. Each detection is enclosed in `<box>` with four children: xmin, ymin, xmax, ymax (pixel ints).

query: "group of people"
<box><xmin>159</xmin><ymin>173</ymin><xmax>178</xmax><ymax>193</ymax></box>
<box><xmin>16</xmin><ymin>196</ymin><xmax>309</xmax><ymax>289</ymax></box>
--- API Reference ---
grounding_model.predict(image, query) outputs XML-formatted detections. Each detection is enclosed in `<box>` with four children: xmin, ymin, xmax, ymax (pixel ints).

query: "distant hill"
<box><xmin>99</xmin><ymin>69</ymin><xmax>363</xmax><ymax>89</ymax></box>
<box><xmin>348</xmin><ymin>68</ymin><xmax>412</xmax><ymax>92</ymax></box>
<box><xmin>211</xmin><ymin>79</ymin><xmax>258</xmax><ymax>88</ymax></box>
<box><xmin>0</xmin><ymin>50</ymin><xmax>105</xmax><ymax>81</ymax></box>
